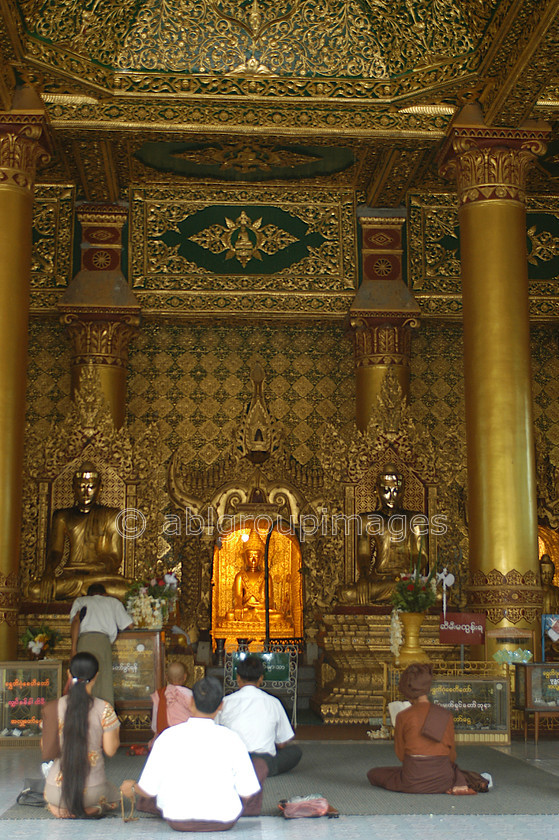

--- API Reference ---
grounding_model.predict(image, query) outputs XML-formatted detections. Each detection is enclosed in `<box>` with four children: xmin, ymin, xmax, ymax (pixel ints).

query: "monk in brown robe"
<box><xmin>367</xmin><ymin>664</ymin><xmax>490</xmax><ymax>795</ymax></box>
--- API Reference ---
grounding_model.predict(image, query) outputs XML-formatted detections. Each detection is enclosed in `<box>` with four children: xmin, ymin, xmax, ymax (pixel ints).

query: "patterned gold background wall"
<box><xmin>26</xmin><ymin>320</ymin><xmax>559</xmax><ymax>475</ymax></box>
<box><xmin>25</xmin><ymin>320</ymin><xmax>357</xmax><ymax>472</ymax></box>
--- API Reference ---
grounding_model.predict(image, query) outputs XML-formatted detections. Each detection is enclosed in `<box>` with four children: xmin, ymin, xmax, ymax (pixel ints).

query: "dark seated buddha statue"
<box><xmin>28</xmin><ymin>461</ymin><xmax>131</xmax><ymax>601</ymax></box>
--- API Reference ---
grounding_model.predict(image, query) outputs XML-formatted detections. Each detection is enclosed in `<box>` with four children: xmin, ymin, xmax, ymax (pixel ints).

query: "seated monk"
<box><xmin>28</xmin><ymin>461</ymin><xmax>130</xmax><ymax>601</ymax></box>
<box><xmin>338</xmin><ymin>465</ymin><xmax>429</xmax><ymax>605</ymax></box>
<box><xmin>367</xmin><ymin>664</ymin><xmax>491</xmax><ymax>795</ymax></box>
<box><xmin>227</xmin><ymin>529</ymin><xmax>282</xmax><ymax>621</ymax></box>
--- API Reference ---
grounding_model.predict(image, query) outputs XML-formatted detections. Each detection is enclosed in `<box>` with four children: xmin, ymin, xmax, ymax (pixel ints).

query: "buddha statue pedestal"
<box><xmin>312</xmin><ymin>607</ymin><xmax>459</xmax><ymax>725</ymax></box>
<box><xmin>212</xmin><ymin>613</ymin><xmax>295</xmax><ymax>652</ymax></box>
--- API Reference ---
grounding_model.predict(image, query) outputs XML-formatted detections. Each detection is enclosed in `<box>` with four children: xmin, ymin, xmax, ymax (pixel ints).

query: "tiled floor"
<box><xmin>1</xmin><ymin>740</ymin><xmax>559</xmax><ymax>840</ymax></box>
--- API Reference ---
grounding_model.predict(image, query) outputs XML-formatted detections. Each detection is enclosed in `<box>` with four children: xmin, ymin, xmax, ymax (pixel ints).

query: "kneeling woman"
<box><xmin>42</xmin><ymin>652</ymin><xmax>121</xmax><ymax>817</ymax></box>
<box><xmin>367</xmin><ymin>663</ymin><xmax>487</xmax><ymax>795</ymax></box>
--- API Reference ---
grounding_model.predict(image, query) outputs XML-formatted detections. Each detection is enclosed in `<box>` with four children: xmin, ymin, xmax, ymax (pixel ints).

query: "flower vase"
<box><xmin>395</xmin><ymin>611</ymin><xmax>430</xmax><ymax>667</ymax></box>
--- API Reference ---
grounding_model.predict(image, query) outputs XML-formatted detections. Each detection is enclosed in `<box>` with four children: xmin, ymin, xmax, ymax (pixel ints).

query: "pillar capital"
<box><xmin>0</xmin><ymin>112</ymin><xmax>51</xmax><ymax>194</ymax></box>
<box><xmin>349</xmin><ymin>318</ymin><xmax>417</xmax><ymax>369</ymax></box>
<box><xmin>59</xmin><ymin>312</ymin><xmax>140</xmax><ymax>369</ymax></box>
<box><xmin>439</xmin><ymin>124</ymin><xmax>550</xmax><ymax>206</ymax></box>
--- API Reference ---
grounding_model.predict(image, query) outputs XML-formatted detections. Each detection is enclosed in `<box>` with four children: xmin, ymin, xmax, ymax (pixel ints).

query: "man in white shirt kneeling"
<box><xmin>218</xmin><ymin>655</ymin><xmax>302</xmax><ymax>776</ymax></box>
<box><xmin>120</xmin><ymin>676</ymin><xmax>267</xmax><ymax>831</ymax></box>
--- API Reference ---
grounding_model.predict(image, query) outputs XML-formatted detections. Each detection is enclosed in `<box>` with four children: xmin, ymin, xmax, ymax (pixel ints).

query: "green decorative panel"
<box><xmin>408</xmin><ymin>192</ymin><xmax>559</xmax><ymax>320</ymax></box>
<box><xmin>135</xmin><ymin>142</ymin><xmax>354</xmax><ymax>182</ymax></box>
<box><xmin>22</xmin><ymin>0</ymin><xmax>497</xmax><ymax>88</ymax></box>
<box><xmin>30</xmin><ymin>185</ymin><xmax>75</xmax><ymax>296</ymax></box>
<box><xmin>130</xmin><ymin>185</ymin><xmax>357</xmax><ymax>318</ymax></box>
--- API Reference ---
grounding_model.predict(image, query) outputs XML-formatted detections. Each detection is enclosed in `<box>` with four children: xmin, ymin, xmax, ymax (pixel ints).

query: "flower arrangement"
<box><xmin>389</xmin><ymin>608</ymin><xmax>404</xmax><ymax>657</ymax></box>
<box><xmin>391</xmin><ymin>545</ymin><xmax>437</xmax><ymax>613</ymax></box>
<box><xmin>124</xmin><ymin>574</ymin><xmax>178</xmax><ymax>629</ymax></box>
<box><xmin>21</xmin><ymin>625</ymin><xmax>60</xmax><ymax>658</ymax></box>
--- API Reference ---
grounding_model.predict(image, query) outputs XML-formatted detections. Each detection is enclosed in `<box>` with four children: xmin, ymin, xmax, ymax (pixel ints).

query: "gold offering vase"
<box><xmin>396</xmin><ymin>611</ymin><xmax>430</xmax><ymax>666</ymax></box>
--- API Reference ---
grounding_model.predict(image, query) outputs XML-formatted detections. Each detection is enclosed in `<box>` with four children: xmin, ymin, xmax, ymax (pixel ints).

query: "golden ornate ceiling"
<box><xmin>0</xmin><ymin>0</ymin><xmax>557</xmax><ymax>203</ymax></box>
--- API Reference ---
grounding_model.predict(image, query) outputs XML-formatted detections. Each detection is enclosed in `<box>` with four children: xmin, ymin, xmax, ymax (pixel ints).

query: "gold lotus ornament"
<box><xmin>190</xmin><ymin>209</ymin><xmax>298</xmax><ymax>268</ymax></box>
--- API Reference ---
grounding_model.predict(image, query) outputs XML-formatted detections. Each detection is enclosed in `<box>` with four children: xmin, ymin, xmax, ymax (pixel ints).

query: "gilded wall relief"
<box><xmin>30</xmin><ymin>184</ymin><xmax>75</xmax><ymax>290</ymax></box>
<box><xmin>21</xmin><ymin>0</ymin><xmax>497</xmax><ymax>89</ymax></box>
<box><xmin>407</xmin><ymin>192</ymin><xmax>559</xmax><ymax>320</ymax></box>
<box><xmin>24</xmin><ymin>316</ymin><xmax>559</xmax><ymax>612</ymax></box>
<box><xmin>134</xmin><ymin>141</ymin><xmax>354</xmax><ymax>182</ymax></box>
<box><xmin>129</xmin><ymin>185</ymin><xmax>356</xmax><ymax>317</ymax></box>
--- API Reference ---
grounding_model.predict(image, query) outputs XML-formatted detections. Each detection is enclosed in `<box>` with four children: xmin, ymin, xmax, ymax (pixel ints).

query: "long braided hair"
<box><xmin>60</xmin><ymin>652</ymin><xmax>99</xmax><ymax>817</ymax></box>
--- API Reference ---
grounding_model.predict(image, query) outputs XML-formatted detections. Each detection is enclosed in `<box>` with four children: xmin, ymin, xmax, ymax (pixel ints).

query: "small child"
<box><xmin>149</xmin><ymin>661</ymin><xmax>193</xmax><ymax>749</ymax></box>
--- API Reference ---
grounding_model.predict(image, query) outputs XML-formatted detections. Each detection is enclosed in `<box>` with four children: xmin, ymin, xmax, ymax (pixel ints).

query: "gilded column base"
<box><xmin>467</xmin><ymin>568</ymin><xmax>542</xmax><ymax>660</ymax></box>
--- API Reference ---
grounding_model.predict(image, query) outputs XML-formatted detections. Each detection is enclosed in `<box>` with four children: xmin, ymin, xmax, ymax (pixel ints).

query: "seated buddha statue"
<box><xmin>338</xmin><ymin>464</ymin><xmax>428</xmax><ymax>606</ymax></box>
<box><xmin>541</xmin><ymin>554</ymin><xmax>559</xmax><ymax>615</ymax></box>
<box><xmin>28</xmin><ymin>461</ymin><xmax>131</xmax><ymax>601</ymax></box>
<box><xmin>227</xmin><ymin>529</ymin><xmax>283</xmax><ymax>622</ymax></box>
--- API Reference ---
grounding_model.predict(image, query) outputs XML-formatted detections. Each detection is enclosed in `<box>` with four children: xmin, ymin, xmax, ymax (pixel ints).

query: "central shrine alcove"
<box><xmin>211</xmin><ymin>519</ymin><xmax>303</xmax><ymax>651</ymax></box>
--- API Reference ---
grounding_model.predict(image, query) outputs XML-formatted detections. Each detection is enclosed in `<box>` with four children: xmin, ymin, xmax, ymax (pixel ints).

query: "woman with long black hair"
<box><xmin>42</xmin><ymin>651</ymin><xmax>121</xmax><ymax>817</ymax></box>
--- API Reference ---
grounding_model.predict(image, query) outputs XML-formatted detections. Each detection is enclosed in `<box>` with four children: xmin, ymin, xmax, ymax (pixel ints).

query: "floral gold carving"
<box><xmin>467</xmin><ymin>568</ymin><xmax>542</xmax><ymax>625</ymax></box>
<box><xmin>351</xmin><ymin>321</ymin><xmax>414</xmax><ymax>368</ymax></box>
<box><xmin>31</xmin><ymin>185</ymin><xmax>75</xmax><ymax>290</ymax></box>
<box><xmin>129</xmin><ymin>185</ymin><xmax>356</xmax><ymax>316</ymax></box>
<box><xmin>407</xmin><ymin>192</ymin><xmax>559</xmax><ymax>322</ymax></box>
<box><xmin>0</xmin><ymin>570</ymin><xmax>19</xmax><ymax>627</ymax></box>
<box><xmin>174</xmin><ymin>143</ymin><xmax>320</xmax><ymax>172</ymax></box>
<box><xmin>24</xmin><ymin>0</ymin><xmax>487</xmax><ymax>84</ymax></box>
<box><xmin>0</xmin><ymin>115</ymin><xmax>51</xmax><ymax>193</ymax></box>
<box><xmin>439</xmin><ymin>126</ymin><xmax>550</xmax><ymax>206</ymax></box>
<box><xmin>59</xmin><ymin>314</ymin><xmax>140</xmax><ymax>368</ymax></box>
<box><xmin>528</xmin><ymin>226</ymin><xmax>559</xmax><ymax>265</ymax></box>
<box><xmin>189</xmin><ymin>210</ymin><xmax>299</xmax><ymax>267</ymax></box>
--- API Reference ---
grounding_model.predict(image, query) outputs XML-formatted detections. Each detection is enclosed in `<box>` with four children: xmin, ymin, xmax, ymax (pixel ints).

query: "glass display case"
<box><xmin>514</xmin><ymin>663</ymin><xmax>559</xmax><ymax>743</ymax></box>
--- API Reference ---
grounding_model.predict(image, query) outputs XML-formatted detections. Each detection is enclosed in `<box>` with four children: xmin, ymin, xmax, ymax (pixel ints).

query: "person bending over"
<box><xmin>70</xmin><ymin>582</ymin><xmax>133</xmax><ymax>706</ymax></box>
<box><xmin>42</xmin><ymin>652</ymin><xmax>120</xmax><ymax>818</ymax></box>
<box><xmin>120</xmin><ymin>676</ymin><xmax>267</xmax><ymax>832</ymax></box>
<box><xmin>367</xmin><ymin>663</ymin><xmax>490</xmax><ymax>795</ymax></box>
<box><xmin>218</xmin><ymin>655</ymin><xmax>302</xmax><ymax>776</ymax></box>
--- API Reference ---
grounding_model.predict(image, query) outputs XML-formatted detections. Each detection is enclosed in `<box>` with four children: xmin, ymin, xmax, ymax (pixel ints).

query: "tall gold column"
<box><xmin>349</xmin><ymin>216</ymin><xmax>420</xmax><ymax>430</ymax></box>
<box><xmin>439</xmin><ymin>110</ymin><xmax>550</xmax><ymax>657</ymax></box>
<box><xmin>58</xmin><ymin>204</ymin><xmax>140</xmax><ymax>428</ymax></box>
<box><xmin>0</xmin><ymin>105</ymin><xmax>50</xmax><ymax>658</ymax></box>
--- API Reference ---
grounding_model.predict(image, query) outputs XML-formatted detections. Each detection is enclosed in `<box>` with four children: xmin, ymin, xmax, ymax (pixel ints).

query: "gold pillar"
<box><xmin>349</xmin><ymin>216</ymin><xmax>420</xmax><ymax>430</ymax></box>
<box><xmin>0</xmin><ymin>108</ymin><xmax>50</xmax><ymax>658</ymax></box>
<box><xmin>439</xmin><ymin>111</ymin><xmax>550</xmax><ymax>657</ymax></box>
<box><xmin>58</xmin><ymin>204</ymin><xmax>140</xmax><ymax>428</ymax></box>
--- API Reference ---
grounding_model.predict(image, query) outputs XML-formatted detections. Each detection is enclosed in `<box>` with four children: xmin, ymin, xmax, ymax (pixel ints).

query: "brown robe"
<box><xmin>367</xmin><ymin>701</ymin><xmax>470</xmax><ymax>794</ymax></box>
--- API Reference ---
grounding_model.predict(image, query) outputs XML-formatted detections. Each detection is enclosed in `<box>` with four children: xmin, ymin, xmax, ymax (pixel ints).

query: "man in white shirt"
<box><xmin>218</xmin><ymin>655</ymin><xmax>302</xmax><ymax>776</ymax></box>
<box><xmin>120</xmin><ymin>676</ymin><xmax>266</xmax><ymax>831</ymax></box>
<box><xmin>70</xmin><ymin>583</ymin><xmax>133</xmax><ymax>705</ymax></box>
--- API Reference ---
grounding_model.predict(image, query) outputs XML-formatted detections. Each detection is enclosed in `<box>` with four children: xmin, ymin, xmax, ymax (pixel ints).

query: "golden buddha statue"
<box><xmin>541</xmin><ymin>554</ymin><xmax>559</xmax><ymax>615</ymax></box>
<box><xmin>227</xmin><ymin>529</ymin><xmax>282</xmax><ymax>621</ymax></box>
<box><xmin>338</xmin><ymin>464</ymin><xmax>428</xmax><ymax>606</ymax></box>
<box><xmin>28</xmin><ymin>461</ymin><xmax>131</xmax><ymax>601</ymax></box>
